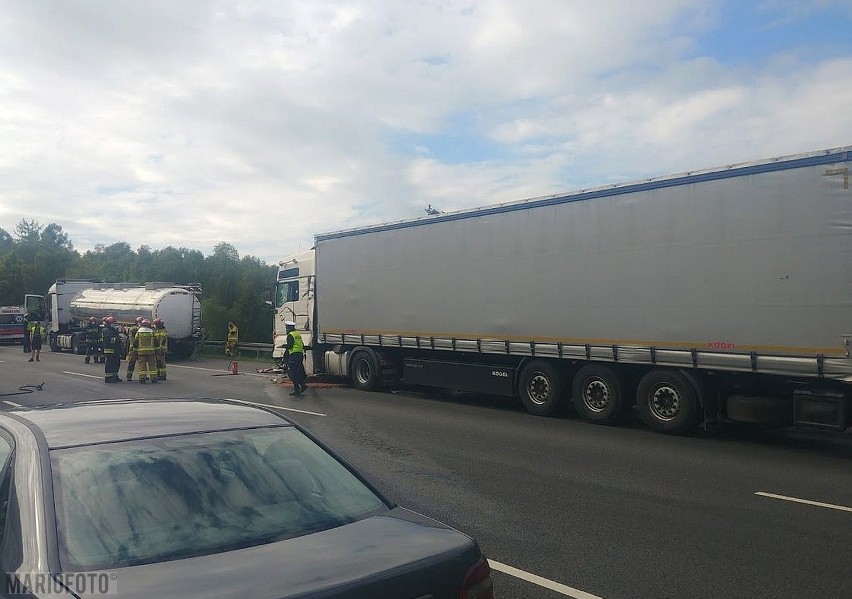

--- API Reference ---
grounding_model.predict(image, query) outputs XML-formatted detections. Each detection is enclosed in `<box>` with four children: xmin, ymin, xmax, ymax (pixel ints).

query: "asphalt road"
<box><xmin>2</xmin><ymin>345</ymin><xmax>851</xmax><ymax>599</ymax></box>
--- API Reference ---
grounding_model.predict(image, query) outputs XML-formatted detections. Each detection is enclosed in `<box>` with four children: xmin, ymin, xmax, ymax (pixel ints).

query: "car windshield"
<box><xmin>50</xmin><ymin>425</ymin><xmax>389</xmax><ymax>570</ymax></box>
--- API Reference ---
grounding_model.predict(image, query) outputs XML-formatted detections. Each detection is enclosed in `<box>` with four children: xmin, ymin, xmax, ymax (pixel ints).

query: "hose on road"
<box><xmin>1</xmin><ymin>383</ymin><xmax>46</xmax><ymax>397</ymax></box>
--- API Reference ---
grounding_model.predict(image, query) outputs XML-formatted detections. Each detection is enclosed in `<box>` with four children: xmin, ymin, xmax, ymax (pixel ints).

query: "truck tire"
<box><xmin>636</xmin><ymin>369</ymin><xmax>699</xmax><ymax>435</ymax></box>
<box><xmin>518</xmin><ymin>360</ymin><xmax>565</xmax><ymax>416</ymax></box>
<box><xmin>49</xmin><ymin>334</ymin><xmax>60</xmax><ymax>352</ymax></box>
<box><xmin>71</xmin><ymin>334</ymin><xmax>82</xmax><ymax>355</ymax></box>
<box><xmin>572</xmin><ymin>364</ymin><xmax>624</xmax><ymax>424</ymax></box>
<box><xmin>350</xmin><ymin>351</ymin><xmax>379</xmax><ymax>392</ymax></box>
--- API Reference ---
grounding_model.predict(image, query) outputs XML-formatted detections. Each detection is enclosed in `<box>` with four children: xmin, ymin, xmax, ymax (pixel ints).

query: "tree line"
<box><xmin>0</xmin><ymin>220</ymin><xmax>277</xmax><ymax>344</ymax></box>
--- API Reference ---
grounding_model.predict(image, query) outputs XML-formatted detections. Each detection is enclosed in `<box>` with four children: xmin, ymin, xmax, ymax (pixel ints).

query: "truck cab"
<box><xmin>272</xmin><ymin>250</ymin><xmax>315</xmax><ymax>358</ymax></box>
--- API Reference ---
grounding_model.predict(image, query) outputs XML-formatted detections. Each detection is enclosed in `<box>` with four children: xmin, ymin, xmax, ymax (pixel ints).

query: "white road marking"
<box><xmin>488</xmin><ymin>560</ymin><xmax>604</xmax><ymax>599</ymax></box>
<box><xmin>3</xmin><ymin>401</ymin><xmax>22</xmax><ymax>407</ymax></box>
<box><xmin>169</xmin><ymin>364</ymin><xmax>268</xmax><ymax>378</ymax></box>
<box><xmin>755</xmin><ymin>492</ymin><xmax>852</xmax><ymax>513</ymax></box>
<box><xmin>62</xmin><ymin>371</ymin><xmax>102</xmax><ymax>380</ymax></box>
<box><xmin>223</xmin><ymin>398</ymin><xmax>326</xmax><ymax>417</ymax></box>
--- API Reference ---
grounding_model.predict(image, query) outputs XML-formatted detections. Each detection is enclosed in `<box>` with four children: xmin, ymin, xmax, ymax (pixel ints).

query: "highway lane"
<box><xmin>2</xmin><ymin>345</ymin><xmax>851</xmax><ymax>598</ymax></box>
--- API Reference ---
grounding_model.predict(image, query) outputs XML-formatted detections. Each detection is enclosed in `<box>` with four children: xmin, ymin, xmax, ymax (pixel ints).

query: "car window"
<box><xmin>50</xmin><ymin>426</ymin><xmax>388</xmax><ymax>570</ymax></box>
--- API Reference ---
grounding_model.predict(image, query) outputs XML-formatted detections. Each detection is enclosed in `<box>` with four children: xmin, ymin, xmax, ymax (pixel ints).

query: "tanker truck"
<box><xmin>37</xmin><ymin>280</ymin><xmax>203</xmax><ymax>359</ymax></box>
<box><xmin>274</xmin><ymin>144</ymin><xmax>852</xmax><ymax>434</ymax></box>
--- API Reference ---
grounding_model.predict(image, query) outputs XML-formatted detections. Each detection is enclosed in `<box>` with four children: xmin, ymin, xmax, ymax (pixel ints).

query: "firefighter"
<box><xmin>153</xmin><ymin>318</ymin><xmax>168</xmax><ymax>380</ymax></box>
<box><xmin>101</xmin><ymin>316</ymin><xmax>122</xmax><ymax>382</ymax></box>
<box><xmin>96</xmin><ymin>317</ymin><xmax>108</xmax><ymax>363</ymax></box>
<box><xmin>225</xmin><ymin>321</ymin><xmax>239</xmax><ymax>356</ymax></box>
<box><xmin>125</xmin><ymin>316</ymin><xmax>144</xmax><ymax>381</ymax></box>
<box><xmin>84</xmin><ymin>317</ymin><xmax>100</xmax><ymax>364</ymax></box>
<box><xmin>133</xmin><ymin>319</ymin><xmax>158</xmax><ymax>384</ymax></box>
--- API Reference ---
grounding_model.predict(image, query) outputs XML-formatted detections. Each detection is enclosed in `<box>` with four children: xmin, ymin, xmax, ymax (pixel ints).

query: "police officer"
<box><xmin>27</xmin><ymin>321</ymin><xmax>46</xmax><ymax>362</ymax></box>
<box><xmin>84</xmin><ymin>317</ymin><xmax>100</xmax><ymax>364</ymax></box>
<box><xmin>101</xmin><ymin>316</ymin><xmax>123</xmax><ymax>383</ymax></box>
<box><xmin>282</xmin><ymin>320</ymin><xmax>307</xmax><ymax>396</ymax></box>
<box><xmin>153</xmin><ymin>318</ymin><xmax>168</xmax><ymax>380</ymax></box>
<box><xmin>133</xmin><ymin>319</ymin><xmax>158</xmax><ymax>384</ymax></box>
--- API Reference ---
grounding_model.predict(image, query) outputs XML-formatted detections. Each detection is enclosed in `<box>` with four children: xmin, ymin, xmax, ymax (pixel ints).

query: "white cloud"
<box><xmin>0</xmin><ymin>0</ymin><xmax>850</xmax><ymax>264</ymax></box>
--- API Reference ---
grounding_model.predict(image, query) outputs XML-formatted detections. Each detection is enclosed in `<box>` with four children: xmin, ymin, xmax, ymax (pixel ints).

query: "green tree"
<box><xmin>0</xmin><ymin>221</ymin><xmax>277</xmax><ymax>344</ymax></box>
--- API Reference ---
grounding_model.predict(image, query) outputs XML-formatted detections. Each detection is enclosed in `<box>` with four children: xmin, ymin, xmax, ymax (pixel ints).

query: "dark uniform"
<box><xmin>101</xmin><ymin>318</ymin><xmax>123</xmax><ymax>383</ymax></box>
<box><xmin>84</xmin><ymin>318</ymin><xmax>100</xmax><ymax>364</ymax></box>
<box><xmin>283</xmin><ymin>322</ymin><xmax>307</xmax><ymax>396</ymax></box>
<box><xmin>153</xmin><ymin>319</ymin><xmax>168</xmax><ymax>380</ymax></box>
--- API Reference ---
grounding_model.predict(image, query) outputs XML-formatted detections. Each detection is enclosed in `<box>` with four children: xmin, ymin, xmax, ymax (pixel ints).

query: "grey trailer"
<box><xmin>278</xmin><ymin>146</ymin><xmax>852</xmax><ymax>434</ymax></box>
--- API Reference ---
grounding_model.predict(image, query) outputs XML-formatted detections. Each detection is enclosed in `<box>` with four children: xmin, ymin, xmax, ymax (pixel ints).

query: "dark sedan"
<box><xmin>0</xmin><ymin>399</ymin><xmax>493</xmax><ymax>598</ymax></box>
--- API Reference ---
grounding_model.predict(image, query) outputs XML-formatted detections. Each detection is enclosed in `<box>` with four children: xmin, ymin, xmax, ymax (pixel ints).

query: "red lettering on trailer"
<box><xmin>707</xmin><ymin>341</ymin><xmax>737</xmax><ymax>350</ymax></box>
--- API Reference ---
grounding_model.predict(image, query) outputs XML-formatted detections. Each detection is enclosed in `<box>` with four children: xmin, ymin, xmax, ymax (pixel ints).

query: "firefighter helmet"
<box><xmin>104</xmin><ymin>316</ymin><xmax>116</xmax><ymax>325</ymax></box>
<box><xmin>89</xmin><ymin>317</ymin><xmax>97</xmax><ymax>323</ymax></box>
<box><xmin>141</xmin><ymin>319</ymin><xmax>151</xmax><ymax>327</ymax></box>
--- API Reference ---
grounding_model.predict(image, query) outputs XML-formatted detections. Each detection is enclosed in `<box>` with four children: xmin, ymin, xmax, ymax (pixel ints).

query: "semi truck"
<box><xmin>29</xmin><ymin>280</ymin><xmax>203</xmax><ymax>359</ymax></box>
<box><xmin>273</xmin><ymin>145</ymin><xmax>852</xmax><ymax>434</ymax></box>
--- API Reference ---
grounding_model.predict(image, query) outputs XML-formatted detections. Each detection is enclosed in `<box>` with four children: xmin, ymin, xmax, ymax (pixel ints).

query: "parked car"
<box><xmin>0</xmin><ymin>399</ymin><xmax>493</xmax><ymax>598</ymax></box>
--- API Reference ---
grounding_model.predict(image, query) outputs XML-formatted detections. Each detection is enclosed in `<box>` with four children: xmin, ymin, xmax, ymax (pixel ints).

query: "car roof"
<box><xmin>6</xmin><ymin>399</ymin><xmax>289</xmax><ymax>448</ymax></box>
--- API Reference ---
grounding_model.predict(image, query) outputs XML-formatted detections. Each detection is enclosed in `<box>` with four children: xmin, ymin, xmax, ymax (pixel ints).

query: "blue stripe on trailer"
<box><xmin>316</xmin><ymin>147</ymin><xmax>850</xmax><ymax>241</ymax></box>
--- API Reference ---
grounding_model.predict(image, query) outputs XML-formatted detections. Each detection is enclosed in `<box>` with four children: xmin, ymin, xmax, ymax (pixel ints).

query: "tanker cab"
<box><xmin>24</xmin><ymin>294</ymin><xmax>47</xmax><ymax>324</ymax></box>
<box><xmin>273</xmin><ymin>252</ymin><xmax>315</xmax><ymax>357</ymax></box>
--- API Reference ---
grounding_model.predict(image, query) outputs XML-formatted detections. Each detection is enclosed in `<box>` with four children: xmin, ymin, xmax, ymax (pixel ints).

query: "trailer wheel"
<box><xmin>572</xmin><ymin>364</ymin><xmax>624</xmax><ymax>424</ymax></box>
<box><xmin>637</xmin><ymin>369</ymin><xmax>699</xmax><ymax>434</ymax></box>
<box><xmin>350</xmin><ymin>351</ymin><xmax>379</xmax><ymax>392</ymax></box>
<box><xmin>519</xmin><ymin>361</ymin><xmax>564</xmax><ymax>416</ymax></box>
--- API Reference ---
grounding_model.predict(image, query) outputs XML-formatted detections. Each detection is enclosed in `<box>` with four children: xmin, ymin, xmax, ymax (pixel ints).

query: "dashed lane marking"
<box><xmin>488</xmin><ymin>560</ymin><xmax>605</xmax><ymax>599</ymax></box>
<box><xmin>62</xmin><ymin>371</ymin><xmax>102</xmax><ymax>380</ymax></box>
<box><xmin>2</xmin><ymin>401</ymin><xmax>22</xmax><ymax>408</ymax></box>
<box><xmin>755</xmin><ymin>492</ymin><xmax>852</xmax><ymax>514</ymax></box>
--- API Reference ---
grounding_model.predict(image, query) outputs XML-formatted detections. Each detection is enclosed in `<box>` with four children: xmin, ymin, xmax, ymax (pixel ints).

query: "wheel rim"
<box><xmin>527</xmin><ymin>372</ymin><xmax>551</xmax><ymax>405</ymax></box>
<box><xmin>650</xmin><ymin>384</ymin><xmax>681</xmax><ymax>421</ymax></box>
<box><xmin>355</xmin><ymin>360</ymin><xmax>372</xmax><ymax>385</ymax></box>
<box><xmin>583</xmin><ymin>377</ymin><xmax>610</xmax><ymax>413</ymax></box>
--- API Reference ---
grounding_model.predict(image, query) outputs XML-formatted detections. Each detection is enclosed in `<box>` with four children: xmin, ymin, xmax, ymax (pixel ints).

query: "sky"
<box><xmin>1</xmin><ymin>0</ymin><xmax>851</xmax><ymax>265</ymax></box>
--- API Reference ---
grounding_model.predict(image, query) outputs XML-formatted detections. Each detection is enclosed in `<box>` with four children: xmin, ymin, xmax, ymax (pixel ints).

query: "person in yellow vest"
<box><xmin>282</xmin><ymin>320</ymin><xmax>307</xmax><ymax>396</ymax></box>
<box><xmin>133</xmin><ymin>319</ymin><xmax>158</xmax><ymax>384</ymax></box>
<box><xmin>27</xmin><ymin>321</ymin><xmax>46</xmax><ymax>362</ymax></box>
<box><xmin>153</xmin><ymin>318</ymin><xmax>168</xmax><ymax>380</ymax></box>
<box><xmin>225</xmin><ymin>321</ymin><xmax>239</xmax><ymax>356</ymax></box>
<box><xmin>125</xmin><ymin>316</ymin><xmax>144</xmax><ymax>381</ymax></box>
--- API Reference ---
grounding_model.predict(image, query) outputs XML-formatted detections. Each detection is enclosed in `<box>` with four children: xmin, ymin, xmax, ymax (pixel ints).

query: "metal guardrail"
<box><xmin>200</xmin><ymin>340</ymin><xmax>275</xmax><ymax>357</ymax></box>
